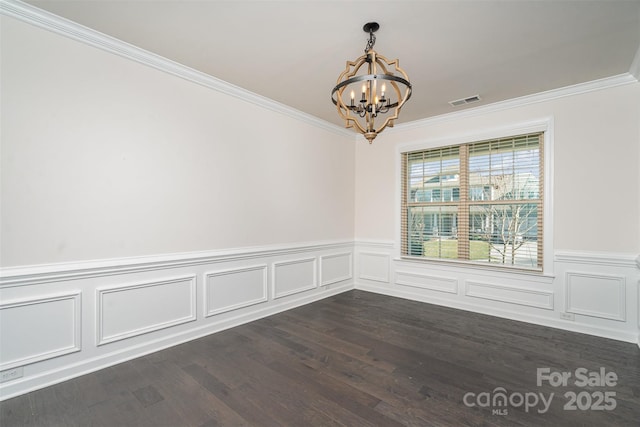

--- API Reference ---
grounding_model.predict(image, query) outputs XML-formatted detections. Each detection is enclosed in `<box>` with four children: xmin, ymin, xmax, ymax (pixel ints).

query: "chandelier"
<box><xmin>331</xmin><ymin>22</ymin><xmax>412</xmax><ymax>143</ymax></box>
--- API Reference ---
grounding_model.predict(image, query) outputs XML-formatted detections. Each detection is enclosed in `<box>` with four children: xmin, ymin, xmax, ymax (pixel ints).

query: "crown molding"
<box><xmin>394</xmin><ymin>73</ymin><xmax>638</xmax><ymax>133</ymax></box>
<box><xmin>0</xmin><ymin>0</ymin><xmax>352</xmax><ymax>138</ymax></box>
<box><xmin>630</xmin><ymin>43</ymin><xmax>640</xmax><ymax>82</ymax></box>
<box><xmin>2</xmin><ymin>0</ymin><xmax>636</xmax><ymax>141</ymax></box>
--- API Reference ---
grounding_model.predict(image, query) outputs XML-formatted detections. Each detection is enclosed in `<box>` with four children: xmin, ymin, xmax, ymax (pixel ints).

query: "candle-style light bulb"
<box><xmin>381</xmin><ymin>84</ymin><xmax>386</xmax><ymax>98</ymax></box>
<box><xmin>350</xmin><ymin>90</ymin><xmax>355</xmax><ymax>106</ymax></box>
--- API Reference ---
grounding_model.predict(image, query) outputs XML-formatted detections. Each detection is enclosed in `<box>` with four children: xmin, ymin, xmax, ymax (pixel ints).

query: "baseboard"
<box><xmin>355</xmin><ymin>282</ymin><xmax>639</xmax><ymax>344</ymax></box>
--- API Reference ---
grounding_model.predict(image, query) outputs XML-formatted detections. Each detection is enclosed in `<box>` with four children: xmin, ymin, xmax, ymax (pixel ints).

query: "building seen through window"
<box><xmin>401</xmin><ymin>133</ymin><xmax>543</xmax><ymax>270</ymax></box>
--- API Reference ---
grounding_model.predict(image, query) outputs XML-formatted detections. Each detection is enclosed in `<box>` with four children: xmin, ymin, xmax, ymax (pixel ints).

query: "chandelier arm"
<box><xmin>332</xmin><ymin>84</ymin><xmax>369</xmax><ymax>134</ymax></box>
<box><xmin>371</xmin><ymin>83</ymin><xmax>412</xmax><ymax>134</ymax></box>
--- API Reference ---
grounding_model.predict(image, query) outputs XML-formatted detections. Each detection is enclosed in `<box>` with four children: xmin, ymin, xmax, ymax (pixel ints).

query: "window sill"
<box><xmin>394</xmin><ymin>256</ymin><xmax>555</xmax><ymax>283</ymax></box>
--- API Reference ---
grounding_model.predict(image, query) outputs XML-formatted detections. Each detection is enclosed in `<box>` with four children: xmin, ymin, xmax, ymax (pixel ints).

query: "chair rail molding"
<box><xmin>0</xmin><ymin>240</ymin><xmax>354</xmax><ymax>288</ymax></box>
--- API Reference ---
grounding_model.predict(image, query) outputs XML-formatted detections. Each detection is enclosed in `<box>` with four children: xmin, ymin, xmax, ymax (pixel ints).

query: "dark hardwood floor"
<box><xmin>1</xmin><ymin>290</ymin><xmax>639</xmax><ymax>426</ymax></box>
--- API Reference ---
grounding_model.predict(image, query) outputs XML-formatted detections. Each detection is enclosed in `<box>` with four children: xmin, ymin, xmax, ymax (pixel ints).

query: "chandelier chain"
<box><xmin>364</xmin><ymin>31</ymin><xmax>376</xmax><ymax>53</ymax></box>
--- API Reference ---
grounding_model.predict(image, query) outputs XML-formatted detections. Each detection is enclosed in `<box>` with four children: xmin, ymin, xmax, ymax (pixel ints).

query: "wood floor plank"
<box><xmin>130</xmin><ymin>352</ymin><xmax>250</xmax><ymax>426</ymax></box>
<box><xmin>182</xmin><ymin>363</ymin><xmax>273</xmax><ymax>427</ymax></box>
<box><xmin>2</xmin><ymin>290</ymin><xmax>639</xmax><ymax>426</ymax></box>
<box><xmin>207</xmin><ymin>338</ymin><xmax>379</xmax><ymax>427</ymax></box>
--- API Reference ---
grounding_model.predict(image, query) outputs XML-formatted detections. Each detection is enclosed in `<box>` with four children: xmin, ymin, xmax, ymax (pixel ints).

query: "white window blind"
<box><xmin>401</xmin><ymin>132</ymin><xmax>543</xmax><ymax>271</ymax></box>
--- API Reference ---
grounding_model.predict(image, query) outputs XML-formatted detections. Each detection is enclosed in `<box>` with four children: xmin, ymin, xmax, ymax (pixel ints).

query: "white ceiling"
<box><xmin>26</xmin><ymin>0</ymin><xmax>640</xmax><ymax>127</ymax></box>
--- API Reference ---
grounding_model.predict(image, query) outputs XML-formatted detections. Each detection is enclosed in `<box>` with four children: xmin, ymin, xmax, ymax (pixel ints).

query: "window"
<box><xmin>401</xmin><ymin>132</ymin><xmax>543</xmax><ymax>271</ymax></box>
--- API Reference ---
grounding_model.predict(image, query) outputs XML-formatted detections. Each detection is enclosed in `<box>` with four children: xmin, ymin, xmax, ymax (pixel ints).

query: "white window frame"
<box><xmin>395</xmin><ymin>117</ymin><xmax>554</xmax><ymax>276</ymax></box>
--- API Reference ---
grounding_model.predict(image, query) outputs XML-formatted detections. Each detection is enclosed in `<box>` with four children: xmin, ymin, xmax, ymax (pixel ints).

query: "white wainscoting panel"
<box><xmin>358</xmin><ymin>252</ymin><xmax>390</xmax><ymax>283</ymax></box>
<box><xmin>464</xmin><ymin>280</ymin><xmax>554</xmax><ymax>310</ymax></box>
<box><xmin>97</xmin><ymin>276</ymin><xmax>196</xmax><ymax>346</ymax></box>
<box><xmin>356</xmin><ymin>242</ymin><xmax>638</xmax><ymax>345</ymax></box>
<box><xmin>204</xmin><ymin>265</ymin><xmax>268</xmax><ymax>316</ymax></box>
<box><xmin>0</xmin><ymin>241</ymin><xmax>353</xmax><ymax>402</ymax></box>
<box><xmin>272</xmin><ymin>257</ymin><xmax>317</xmax><ymax>299</ymax></box>
<box><xmin>396</xmin><ymin>271</ymin><xmax>458</xmax><ymax>294</ymax></box>
<box><xmin>320</xmin><ymin>252</ymin><xmax>353</xmax><ymax>286</ymax></box>
<box><xmin>565</xmin><ymin>272</ymin><xmax>626</xmax><ymax>321</ymax></box>
<box><xmin>0</xmin><ymin>292</ymin><xmax>81</xmax><ymax>370</ymax></box>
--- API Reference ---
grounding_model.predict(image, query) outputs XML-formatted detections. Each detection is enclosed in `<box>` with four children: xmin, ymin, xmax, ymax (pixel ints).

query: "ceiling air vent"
<box><xmin>449</xmin><ymin>95</ymin><xmax>481</xmax><ymax>107</ymax></box>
